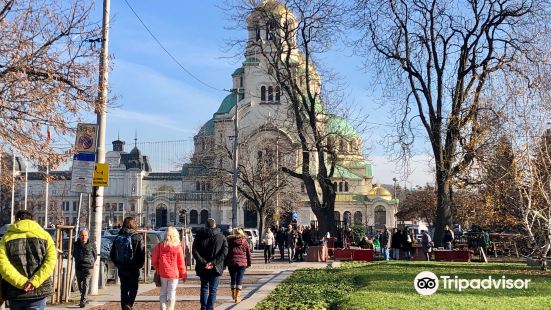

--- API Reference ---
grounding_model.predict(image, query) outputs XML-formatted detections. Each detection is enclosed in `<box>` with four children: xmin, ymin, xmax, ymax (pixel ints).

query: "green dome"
<box><xmin>327</xmin><ymin>116</ymin><xmax>359</xmax><ymax>138</ymax></box>
<box><xmin>215</xmin><ymin>93</ymin><xmax>237</xmax><ymax>115</ymax></box>
<box><xmin>232</xmin><ymin>67</ymin><xmax>244</xmax><ymax>76</ymax></box>
<box><xmin>199</xmin><ymin>118</ymin><xmax>214</xmax><ymax>135</ymax></box>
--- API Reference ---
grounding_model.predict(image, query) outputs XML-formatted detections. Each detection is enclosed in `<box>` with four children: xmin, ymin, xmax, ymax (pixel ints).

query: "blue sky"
<box><xmin>85</xmin><ymin>1</ymin><xmax>433</xmax><ymax>186</ymax></box>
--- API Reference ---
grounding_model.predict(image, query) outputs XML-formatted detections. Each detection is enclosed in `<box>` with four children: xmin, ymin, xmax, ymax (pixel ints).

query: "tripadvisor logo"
<box><xmin>414</xmin><ymin>271</ymin><xmax>531</xmax><ymax>296</ymax></box>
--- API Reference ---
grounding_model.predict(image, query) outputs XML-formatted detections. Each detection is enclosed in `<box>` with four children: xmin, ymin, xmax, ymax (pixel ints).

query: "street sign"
<box><xmin>93</xmin><ymin>163</ymin><xmax>109</xmax><ymax>187</ymax></box>
<box><xmin>75</xmin><ymin>123</ymin><xmax>98</xmax><ymax>153</ymax></box>
<box><xmin>70</xmin><ymin>153</ymin><xmax>96</xmax><ymax>193</ymax></box>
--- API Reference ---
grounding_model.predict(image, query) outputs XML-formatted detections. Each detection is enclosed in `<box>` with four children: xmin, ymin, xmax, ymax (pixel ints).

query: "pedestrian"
<box><xmin>380</xmin><ymin>225</ymin><xmax>391</xmax><ymax>261</ymax></box>
<box><xmin>294</xmin><ymin>226</ymin><xmax>305</xmax><ymax>261</ymax></box>
<box><xmin>421</xmin><ymin>230</ymin><xmax>433</xmax><ymax>261</ymax></box>
<box><xmin>442</xmin><ymin>225</ymin><xmax>455</xmax><ymax>250</ymax></box>
<box><xmin>73</xmin><ymin>229</ymin><xmax>97</xmax><ymax>308</ymax></box>
<box><xmin>270</xmin><ymin>226</ymin><xmax>277</xmax><ymax>260</ymax></box>
<box><xmin>402</xmin><ymin>229</ymin><xmax>413</xmax><ymax>261</ymax></box>
<box><xmin>110</xmin><ymin>217</ymin><xmax>146</xmax><ymax>310</ymax></box>
<box><xmin>225</xmin><ymin>228</ymin><xmax>252</xmax><ymax>303</ymax></box>
<box><xmin>391</xmin><ymin>228</ymin><xmax>401</xmax><ymax>260</ymax></box>
<box><xmin>151</xmin><ymin>226</ymin><xmax>186</xmax><ymax>310</ymax></box>
<box><xmin>192</xmin><ymin>218</ymin><xmax>228</xmax><ymax>310</ymax></box>
<box><xmin>0</xmin><ymin>210</ymin><xmax>56</xmax><ymax>310</ymax></box>
<box><xmin>284</xmin><ymin>225</ymin><xmax>298</xmax><ymax>263</ymax></box>
<box><xmin>261</xmin><ymin>227</ymin><xmax>274</xmax><ymax>264</ymax></box>
<box><xmin>275</xmin><ymin>226</ymin><xmax>285</xmax><ymax>260</ymax></box>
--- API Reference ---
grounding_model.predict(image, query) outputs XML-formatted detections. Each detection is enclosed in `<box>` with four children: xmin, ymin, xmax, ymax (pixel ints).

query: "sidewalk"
<box><xmin>45</xmin><ymin>251</ymin><xmax>331</xmax><ymax>310</ymax></box>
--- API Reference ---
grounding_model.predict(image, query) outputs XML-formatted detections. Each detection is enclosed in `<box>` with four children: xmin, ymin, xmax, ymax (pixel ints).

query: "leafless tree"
<box><xmin>350</xmin><ymin>0</ymin><xmax>550</xmax><ymax>245</ymax></box>
<box><xmin>0</xmin><ymin>0</ymin><xmax>100</xmax><ymax>168</ymax></box>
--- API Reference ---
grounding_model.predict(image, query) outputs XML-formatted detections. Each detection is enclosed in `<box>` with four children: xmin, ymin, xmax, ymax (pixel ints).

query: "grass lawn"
<box><xmin>254</xmin><ymin>261</ymin><xmax>551</xmax><ymax>310</ymax></box>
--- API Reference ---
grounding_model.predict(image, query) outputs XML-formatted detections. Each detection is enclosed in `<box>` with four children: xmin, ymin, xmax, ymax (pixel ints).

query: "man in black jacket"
<box><xmin>192</xmin><ymin>218</ymin><xmax>228</xmax><ymax>310</ymax></box>
<box><xmin>110</xmin><ymin>217</ymin><xmax>145</xmax><ymax>310</ymax></box>
<box><xmin>73</xmin><ymin>229</ymin><xmax>97</xmax><ymax>308</ymax></box>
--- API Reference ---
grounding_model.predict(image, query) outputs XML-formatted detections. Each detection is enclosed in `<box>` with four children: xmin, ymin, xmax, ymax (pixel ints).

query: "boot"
<box><xmin>167</xmin><ymin>299</ymin><xmax>176</xmax><ymax>310</ymax></box>
<box><xmin>231</xmin><ymin>286</ymin><xmax>236</xmax><ymax>302</ymax></box>
<box><xmin>235</xmin><ymin>288</ymin><xmax>242</xmax><ymax>303</ymax></box>
<box><xmin>160</xmin><ymin>302</ymin><xmax>167</xmax><ymax>310</ymax></box>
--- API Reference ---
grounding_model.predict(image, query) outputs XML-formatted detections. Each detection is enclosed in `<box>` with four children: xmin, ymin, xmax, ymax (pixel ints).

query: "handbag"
<box><xmin>153</xmin><ymin>272</ymin><xmax>161</xmax><ymax>287</ymax></box>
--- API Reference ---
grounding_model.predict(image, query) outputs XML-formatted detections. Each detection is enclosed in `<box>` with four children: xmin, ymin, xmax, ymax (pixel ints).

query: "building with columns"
<box><xmin>17</xmin><ymin>0</ymin><xmax>398</xmax><ymax>231</ymax></box>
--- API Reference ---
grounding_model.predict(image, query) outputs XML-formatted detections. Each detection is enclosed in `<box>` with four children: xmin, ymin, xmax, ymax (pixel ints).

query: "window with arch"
<box><xmin>195</xmin><ymin>181</ymin><xmax>200</xmax><ymax>191</ymax></box>
<box><xmin>257</xmin><ymin>150</ymin><xmax>263</xmax><ymax>164</ymax></box>
<box><xmin>201</xmin><ymin>181</ymin><xmax>206</xmax><ymax>191</ymax></box>
<box><xmin>343</xmin><ymin>211</ymin><xmax>352</xmax><ymax>225</ymax></box>
<box><xmin>339</xmin><ymin>182</ymin><xmax>343</xmax><ymax>192</ymax></box>
<box><xmin>374</xmin><ymin>206</ymin><xmax>386</xmax><ymax>228</ymax></box>
<box><xmin>275</xmin><ymin>86</ymin><xmax>280</xmax><ymax>101</ymax></box>
<box><xmin>261</xmin><ymin>86</ymin><xmax>266</xmax><ymax>101</ymax></box>
<box><xmin>189</xmin><ymin>210</ymin><xmax>198</xmax><ymax>224</ymax></box>
<box><xmin>255</xmin><ymin>26</ymin><xmax>260</xmax><ymax>41</ymax></box>
<box><xmin>268</xmin><ymin>86</ymin><xmax>273</xmax><ymax>101</ymax></box>
<box><xmin>334</xmin><ymin>211</ymin><xmax>341</xmax><ymax>221</ymax></box>
<box><xmin>239</xmin><ymin>76</ymin><xmax>243</xmax><ymax>87</ymax></box>
<box><xmin>200</xmin><ymin>210</ymin><xmax>209</xmax><ymax>225</ymax></box>
<box><xmin>345</xmin><ymin>182</ymin><xmax>349</xmax><ymax>192</ymax></box>
<box><xmin>354</xmin><ymin>211</ymin><xmax>362</xmax><ymax>225</ymax></box>
<box><xmin>333</xmin><ymin>182</ymin><xmax>337</xmax><ymax>191</ymax></box>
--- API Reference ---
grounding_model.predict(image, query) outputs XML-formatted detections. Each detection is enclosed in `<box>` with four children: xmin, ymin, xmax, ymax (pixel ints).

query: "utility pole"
<box><xmin>231</xmin><ymin>89</ymin><xmax>239</xmax><ymax>228</ymax></box>
<box><xmin>90</xmin><ymin>0</ymin><xmax>110</xmax><ymax>295</ymax></box>
<box><xmin>24</xmin><ymin>161</ymin><xmax>28</xmax><ymax>210</ymax></box>
<box><xmin>10</xmin><ymin>154</ymin><xmax>15</xmax><ymax>224</ymax></box>
<box><xmin>44</xmin><ymin>164</ymin><xmax>49</xmax><ymax>227</ymax></box>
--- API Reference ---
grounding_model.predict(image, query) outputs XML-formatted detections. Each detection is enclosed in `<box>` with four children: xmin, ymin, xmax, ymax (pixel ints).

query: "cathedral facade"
<box><xmin>19</xmin><ymin>1</ymin><xmax>398</xmax><ymax>231</ymax></box>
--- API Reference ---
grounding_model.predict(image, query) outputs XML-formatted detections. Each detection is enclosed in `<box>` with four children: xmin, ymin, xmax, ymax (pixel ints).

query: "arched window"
<box><xmin>343</xmin><ymin>211</ymin><xmax>352</xmax><ymax>225</ymax></box>
<box><xmin>201</xmin><ymin>181</ymin><xmax>206</xmax><ymax>191</ymax></box>
<box><xmin>207</xmin><ymin>182</ymin><xmax>212</xmax><ymax>191</ymax></box>
<box><xmin>255</xmin><ymin>26</ymin><xmax>261</xmax><ymax>41</ymax></box>
<box><xmin>268</xmin><ymin>86</ymin><xmax>273</xmax><ymax>101</ymax></box>
<box><xmin>333</xmin><ymin>182</ymin><xmax>337</xmax><ymax>191</ymax></box>
<box><xmin>334</xmin><ymin>211</ymin><xmax>341</xmax><ymax>221</ymax></box>
<box><xmin>354</xmin><ymin>211</ymin><xmax>362</xmax><ymax>225</ymax></box>
<box><xmin>345</xmin><ymin>182</ymin><xmax>349</xmax><ymax>192</ymax></box>
<box><xmin>261</xmin><ymin>86</ymin><xmax>266</xmax><ymax>101</ymax></box>
<box><xmin>374</xmin><ymin>206</ymin><xmax>386</xmax><ymax>228</ymax></box>
<box><xmin>189</xmin><ymin>210</ymin><xmax>198</xmax><ymax>224</ymax></box>
<box><xmin>257</xmin><ymin>150</ymin><xmax>263</xmax><ymax>164</ymax></box>
<box><xmin>275</xmin><ymin>86</ymin><xmax>280</xmax><ymax>101</ymax></box>
<box><xmin>200</xmin><ymin>210</ymin><xmax>209</xmax><ymax>225</ymax></box>
<box><xmin>339</xmin><ymin>182</ymin><xmax>343</xmax><ymax>192</ymax></box>
<box><xmin>339</xmin><ymin>139</ymin><xmax>345</xmax><ymax>152</ymax></box>
<box><xmin>300</xmin><ymin>184</ymin><xmax>305</xmax><ymax>192</ymax></box>
<box><xmin>195</xmin><ymin>181</ymin><xmax>200</xmax><ymax>191</ymax></box>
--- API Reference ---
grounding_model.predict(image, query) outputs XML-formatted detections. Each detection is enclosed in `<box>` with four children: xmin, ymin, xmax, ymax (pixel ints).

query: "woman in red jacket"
<box><xmin>152</xmin><ymin>226</ymin><xmax>186</xmax><ymax>310</ymax></box>
<box><xmin>225</xmin><ymin>228</ymin><xmax>251</xmax><ymax>303</ymax></box>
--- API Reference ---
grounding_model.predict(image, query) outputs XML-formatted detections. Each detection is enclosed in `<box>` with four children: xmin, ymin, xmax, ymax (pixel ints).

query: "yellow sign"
<box><xmin>93</xmin><ymin>163</ymin><xmax>109</xmax><ymax>187</ymax></box>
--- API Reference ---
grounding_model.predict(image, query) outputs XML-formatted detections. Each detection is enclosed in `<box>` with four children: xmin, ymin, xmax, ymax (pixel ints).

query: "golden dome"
<box><xmin>368</xmin><ymin>184</ymin><xmax>392</xmax><ymax>199</ymax></box>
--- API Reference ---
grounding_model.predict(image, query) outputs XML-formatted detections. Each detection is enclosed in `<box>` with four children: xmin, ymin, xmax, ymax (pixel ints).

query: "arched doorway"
<box><xmin>200</xmin><ymin>210</ymin><xmax>209</xmax><ymax>225</ymax></box>
<box><xmin>189</xmin><ymin>210</ymin><xmax>198</xmax><ymax>224</ymax></box>
<box><xmin>354</xmin><ymin>211</ymin><xmax>363</xmax><ymax>225</ymax></box>
<box><xmin>374</xmin><ymin>206</ymin><xmax>386</xmax><ymax>229</ymax></box>
<box><xmin>343</xmin><ymin>211</ymin><xmax>352</xmax><ymax>225</ymax></box>
<box><xmin>156</xmin><ymin>204</ymin><xmax>168</xmax><ymax>228</ymax></box>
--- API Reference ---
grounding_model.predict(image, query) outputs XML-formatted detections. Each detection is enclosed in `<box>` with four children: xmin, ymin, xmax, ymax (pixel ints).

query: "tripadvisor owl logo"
<box><xmin>414</xmin><ymin>271</ymin><xmax>439</xmax><ymax>295</ymax></box>
<box><xmin>413</xmin><ymin>271</ymin><xmax>532</xmax><ymax>296</ymax></box>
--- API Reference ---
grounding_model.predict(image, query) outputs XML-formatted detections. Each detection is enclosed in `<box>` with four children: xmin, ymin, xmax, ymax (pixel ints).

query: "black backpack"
<box><xmin>113</xmin><ymin>233</ymin><xmax>134</xmax><ymax>264</ymax></box>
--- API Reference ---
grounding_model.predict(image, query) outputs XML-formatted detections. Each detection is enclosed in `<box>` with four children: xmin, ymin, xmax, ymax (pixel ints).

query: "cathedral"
<box><xmin>20</xmin><ymin>1</ymin><xmax>398</xmax><ymax>231</ymax></box>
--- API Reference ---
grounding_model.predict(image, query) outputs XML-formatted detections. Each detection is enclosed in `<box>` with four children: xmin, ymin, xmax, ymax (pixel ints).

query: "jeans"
<box><xmin>200</xmin><ymin>275</ymin><xmax>220</xmax><ymax>310</ymax></box>
<box><xmin>264</xmin><ymin>245</ymin><xmax>273</xmax><ymax>262</ymax></box>
<box><xmin>9</xmin><ymin>297</ymin><xmax>47</xmax><ymax>310</ymax></box>
<box><xmin>393</xmin><ymin>248</ymin><xmax>400</xmax><ymax>260</ymax></box>
<box><xmin>228</xmin><ymin>266</ymin><xmax>246</xmax><ymax>288</ymax></box>
<box><xmin>287</xmin><ymin>247</ymin><xmax>295</xmax><ymax>262</ymax></box>
<box><xmin>382</xmin><ymin>247</ymin><xmax>390</xmax><ymax>260</ymax></box>
<box><xmin>118</xmin><ymin>268</ymin><xmax>140</xmax><ymax>308</ymax></box>
<box><xmin>278</xmin><ymin>243</ymin><xmax>285</xmax><ymax>259</ymax></box>
<box><xmin>160</xmin><ymin>277</ymin><xmax>179</xmax><ymax>303</ymax></box>
<box><xmin>445</xmin><ymin>242</ymin><xmax>453</xmax><ymax>250</ymax></box>
<box><xmin>404</xmin><ymin>250</ymin><xmax>411</xmax><ymax>260</ymax></box>
<box><xmin>76</xmin><ymin>268</ymin><xmax>92</xmax><ymax>302</ymax></box>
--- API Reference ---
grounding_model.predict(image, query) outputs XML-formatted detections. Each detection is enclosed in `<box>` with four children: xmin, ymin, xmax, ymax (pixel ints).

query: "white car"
<box><xmin>243</xmin><ymin>228</ymin><xmax>259</xmax><ymax>250</ymax></box>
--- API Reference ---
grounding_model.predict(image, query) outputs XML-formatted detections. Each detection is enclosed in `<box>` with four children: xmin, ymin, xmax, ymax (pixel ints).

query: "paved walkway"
<box><xmin>44</xmin><ymin>250</ymin><xmax>332</xmax><ymax>309</ymax></box>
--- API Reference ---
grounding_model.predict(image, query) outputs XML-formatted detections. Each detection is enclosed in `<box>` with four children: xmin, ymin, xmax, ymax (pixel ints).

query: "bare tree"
<box><xmin>0</xmin><ymin>0</ymin><xmax>100</xmax><ymax>167</ymax></box>
<box><xmin>350</xmin><ymin>0</ymin><xmax>550</xmax><ymax>245</ymax></box>
<box><xmin>225</xmin><ymin>0</ymin><xmax>350</xmax><ymax>236</ymax></box>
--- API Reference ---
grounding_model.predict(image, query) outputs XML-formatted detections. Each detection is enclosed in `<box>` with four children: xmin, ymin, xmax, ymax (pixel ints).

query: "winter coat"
<box><xmin>284</xmin><ymin>230</ymin><xmax>299</xmax><ymax>248</ymax></box>
<box><xmin>109</xmin><ymin>228</ymin><xmax>146</xmax><ymax>270</ymax></box>
<box><xmin>225</xmin><ymin>236</ymin><xmax>251</xmax><ymax>269</ymax></box>
<box><xmin>402</xmin><ymin>233</ymin><xmax>413</xmax><ymax>252</ymax></box>
<box><xmin>275</xmin><ymin>229</ymin><xmax>285</xmax><ymax>245</ymax></box>
<box><xmin>442</xmin><ymin>229</ymin><xmax>455</xmax><ymax>244</ymax></box>
<box><xmin>192</xmin><ymin>227</ymin><xmax>228</xmax><ymax>277</ymax></box>
<box><xmin>421</xmin><ymin>234</ymin><xmax>433</xmax><ymax>253</ymax></box>
<box><xmin>262</xmin><ymin>231</ymin><xmax>274</xmax><ymax>246</ymax></box>
<box><xmin>391</xmin><ymin>232</ymin><xmax>402</xmax><ymax>249</ymax></box>
<box><xmin>379</xmin><ymin>230</ymin><xmax>390</xmax><ymax>248</ymax></box>
<box><xmin>73</xmin><ymin>239</ymin><xmax>97</xmax><ymax>270</ymax></box>
<box><xmin>0</xmin><ymin>219</ymin><xmax>57</xmax><ymax>301</ymax></box>
<box><xmin>151</xmin><ymin>242</ymin><xmax>186</xmax><ymax>280</ymax></box>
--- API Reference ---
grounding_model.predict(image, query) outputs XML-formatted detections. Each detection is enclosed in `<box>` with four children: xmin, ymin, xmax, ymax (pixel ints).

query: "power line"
<box><xmin>122</xmin><ymin>0</ymin><xmax>224</xmax><ymax>92</ymax></box>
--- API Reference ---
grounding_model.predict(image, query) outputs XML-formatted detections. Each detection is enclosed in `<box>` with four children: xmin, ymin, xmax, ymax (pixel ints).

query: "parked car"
<box><xmin>243</xmin><ymin>228</ymin><xmax>259</xmax><ymax>249</ymax></box>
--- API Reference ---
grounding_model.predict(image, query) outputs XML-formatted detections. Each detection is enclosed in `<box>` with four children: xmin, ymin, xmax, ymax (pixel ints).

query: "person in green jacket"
<box><xmin>0</xmin><ymin>210</ymin><xmax>57</xmax><ymax>310</ymax></box>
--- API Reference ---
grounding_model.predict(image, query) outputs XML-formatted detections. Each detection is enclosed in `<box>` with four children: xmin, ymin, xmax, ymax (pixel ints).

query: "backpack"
<box><xmin>113</xmin><ymin>233</ymin><xmax>134</xmax><ymax>265</ymax></box>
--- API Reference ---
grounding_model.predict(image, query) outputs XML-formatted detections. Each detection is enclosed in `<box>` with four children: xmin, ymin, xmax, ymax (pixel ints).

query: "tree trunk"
<box><xmin>258</xmin><ymin>210</ymin><xmax>265</xmax><ymax>246</ymax></box>
<box><xmin>312</xmin><ymin>204</ymin><xmax>336</xmax><ymax>238</ymax></box>
<box><xmin>433</xmin><ymin>171</ymin><xmax>453</xmax><ymax>247</ymax></box>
